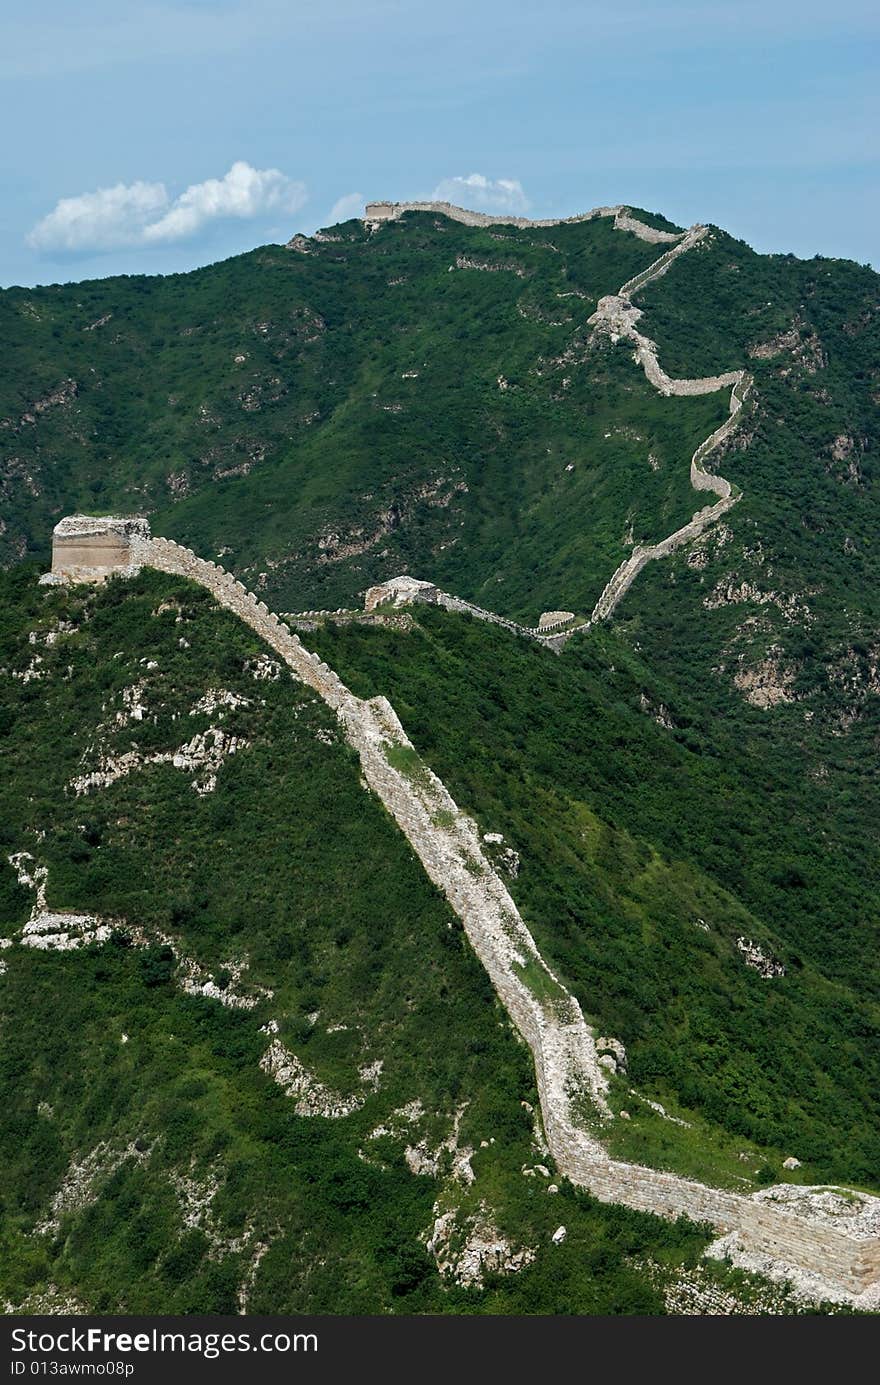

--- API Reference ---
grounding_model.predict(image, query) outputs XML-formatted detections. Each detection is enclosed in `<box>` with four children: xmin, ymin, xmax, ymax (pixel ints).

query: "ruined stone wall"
<box><xmin>617</xmin><ymin>223</ymin><xmax>708</xmax><ymax>294</ymax></box>
<box><xmin>587</xmin><ymin>495</ymin><xmax>738</xmax><ymax>625</ymax></box>
<box><xmin>689</xmin><ymin>376</ymin><xmax>750</xmax><ymax>497</ymax></box>
<box><xmin>574</xmin><ymin>233</ymin><xmax>751</xmax><ymax>628</ymax></box>
<box><xmin>52</xmin><ymin>532</ymin><xmax>131</xmax><ymax>580</ymax></box>
<box><xmin>364</xmin><ymin>577</ymin><xmax>440</xmax><ymax>611</ymax></box>
<box><xmin>364</xmin><ymin>201</ymin><xmax>684</xmax><ymax>244</ymax></box>
<box><xmin>434</xmin><ymin>591</ymin><xmax>529</xmax><ymax>638</ymax></box>
<box><xmin>611</xmin><ymin>210</ymin><xmax>682</xmax><ymax>245</ymax></box>
<box><xmin>434</xmin><ymin>592</ymin><xmax>574</xmax><ymax>642</ymax></box>
<box><xmin>354</xmin><ymin>223</ymin><xmax>748</xmax><ymax>648</ymax></box>
<box><xmin>354</xmin><ymin>209</ymin><xmax>741</xmax><ymax>644</ymax></box>
<box><xmin>635</xmin><ymin>345</ymin><xmax>741</xmax><ymax>404</ymax></box>
<box><xmin>322</xmin><ymin>584</ymin><xmax>574</xmax><ymax>649</ymax></box>
<box><xmin>364</xmin><ymin>200</ymin><xmax>620</xmax><ymax>230</ymax></box>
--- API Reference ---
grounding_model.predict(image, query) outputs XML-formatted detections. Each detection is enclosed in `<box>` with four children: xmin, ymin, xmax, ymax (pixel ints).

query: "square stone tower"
<box><xmin>48</xmin><ymin>515</ymin><xmax>151</xmax><ymax>583</ymax></box>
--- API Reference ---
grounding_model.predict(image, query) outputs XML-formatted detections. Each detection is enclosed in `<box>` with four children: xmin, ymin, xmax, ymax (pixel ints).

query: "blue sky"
<box><xmin>1</xmin><ymin>0</ymin><xmax>877</xmax><ymax>287</ymax></box>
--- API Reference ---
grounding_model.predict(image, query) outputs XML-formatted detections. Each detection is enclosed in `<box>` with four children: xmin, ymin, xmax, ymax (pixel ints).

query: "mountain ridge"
<box><xmin>10</xmin><ymin>515</ymin><xmax>880</xmax><ymax>1307</ymax></box>
<box><xmin>2</xmin><ymin>199</ymin><xmax>879</xmax><ymax>1314</ymax></box>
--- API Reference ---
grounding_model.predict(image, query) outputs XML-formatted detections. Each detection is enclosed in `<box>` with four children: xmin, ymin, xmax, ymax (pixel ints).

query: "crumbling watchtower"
<box><xmin>45</xmin><ymin>514</ymin><xmax>151</xmax><ymax>584</ymax></box>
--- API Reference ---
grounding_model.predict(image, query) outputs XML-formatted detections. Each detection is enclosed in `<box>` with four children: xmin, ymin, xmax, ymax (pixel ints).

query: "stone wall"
<box><xmin>617</xmin><ymin>223</ymin><xmax>708</xmax><ymax>295</ymax></box>
<box><xmin>576</xmin><ymin>230</ymin><xmax>751</xmax><ymax>628</ymax></box>
<box><xmin>38</xmin><ymin>519</ymin><xmax>873</xmax><ymax>1300</ymax></box>
<box><xmin>587</xmin><ymin>495</ymin><xmax>738</xmax><ymax>626</ymax></box>
<box><xmin>307</xmin><ymin>582</ymin><xmax>573</xmax><ymax>649</ymax></box>
<box><xmin>433</xmin><ymin>590</ymin><xmax>531</xmax><ymax>638</ymax></box>
<box><xmin>611</xmin><ymin>210</ymin><xmax>682</xmax><ymax>245</ymax></box>
<box><xmin>364</xmin><ymin>200</ymin><xmax>620</xmax><ymax>230</ymax></box>
<box><xmin>354</xmin><ymin>221</ymin><xmax>747</xmax><ymax>647</ymax></box>
<box><xmin>364</xmin><ymin>201</ymin><xmax>684</xmax><ymax>244</ymax></box>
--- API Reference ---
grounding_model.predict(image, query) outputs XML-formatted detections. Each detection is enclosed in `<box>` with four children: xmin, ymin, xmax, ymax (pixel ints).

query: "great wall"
<box><xmin>42</xmin><ymin>513</ymin><xmax>880</xmax><ymax>1305</ymax></box>
<box><xmin>356</xmin><ymin>204</ymin><xmax>748</xmax><ymax>649</ymax></box>
<box><xmin>26</xmin><ymin>206</ymin><xmax>880</xmax><ymax>1304</ymax></box>
<box><xmin>364</xmin><ymin>200</ymin><xmax>683</xmax><ymax>244</ymax></box>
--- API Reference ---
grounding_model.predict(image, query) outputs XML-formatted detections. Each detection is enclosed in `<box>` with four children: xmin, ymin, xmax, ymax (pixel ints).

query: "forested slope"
<box><xmin>0</xmin><ymin>565</ymin><xmax>816</xmax><ymax>1315</ymax></box>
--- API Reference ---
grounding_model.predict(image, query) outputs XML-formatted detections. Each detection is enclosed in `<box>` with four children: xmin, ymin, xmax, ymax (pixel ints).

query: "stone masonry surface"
<box><xmin>45</xmin><ymin>514</ymin><xmax>880</xmax><ymax>1301</ymax></box>
<box><xmin>48</xmin><ymin>514</ymin><xmax>151</xmax><ymax>584</ymax></box>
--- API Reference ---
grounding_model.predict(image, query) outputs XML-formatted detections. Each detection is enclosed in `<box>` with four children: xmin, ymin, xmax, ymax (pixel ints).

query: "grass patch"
<box><xmin>513</xmin><ymin>957</ymin><xmax>569</xmax><ymax>1013</ymax></box>
<box><xmin>384</xmin><ymin>741</ymin><xmax>430</xmax><ymax>787</ymax></box>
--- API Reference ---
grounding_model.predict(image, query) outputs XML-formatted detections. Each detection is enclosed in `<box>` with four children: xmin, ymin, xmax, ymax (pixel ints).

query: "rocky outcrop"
<box><xmin>736</xmin><ymin>937</ymin><xmax>785</xmax><ymax>978</ymax></box>
<box><xmin>35</xmin><ymin>1139</ymin><xmax>151</xmax><ymax>1236</ymax></box>
<box><xmin>453</xmin><ymin>253</ymin><xmax>528</xmax><ymax>277</ymax></box>
<box><xmin>425</xmin><ymin>1201</ymin><xmax>536</xmax><ymax>1286</ymax></box>
<box><xmin>733</xmin><ymin>650</ymin><xmax>798</xmax><ymax>709</ymax></box>
<box><xmin>259</xmin><ymin>1036</ymin><xmax>366</xmax><ymax>1118</ymax></box>
<box><xmin>4</xmin><ymin>378</ymin><xmax>78</xmax><ymax>433</ymax></box>
<box><xmin>69</xmin><ymin>725</ymin><xmax>248</xmax><ymax>798</ymax></box>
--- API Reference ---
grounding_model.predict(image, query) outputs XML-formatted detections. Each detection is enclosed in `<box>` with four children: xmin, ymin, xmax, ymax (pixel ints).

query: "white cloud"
<box><xmin>430</xmin><ymin>173</ymin><xmax>530</xmax><ymax>214</ymax></box>
<box><xmin>142</xmin><ymin>161</ymin><xmax>306</xmax><ymax>244</ymax></box>
<box><xmin>27</xmin><ymin>161</ymin><xmax>308</xmax><ymax>254</ymax></box>
<box><xmin>327</xmin><ymin>191</ymin><xmax>364</xmax><ymax>224</ymax></box>
<box><xmin>26</xmin><ymin>180</ymin><xmax>169</xmax><ymax>253</ymax></box>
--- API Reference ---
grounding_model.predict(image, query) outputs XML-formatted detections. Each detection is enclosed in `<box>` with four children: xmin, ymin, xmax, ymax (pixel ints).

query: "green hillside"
<box><xmin>0</xmin><ymin>565</ymin><xmax>815</xmax><ymax>1315</ymax></box>
<box><xmin>4</xmin><ymin>208</ymin><xmax>877</xmax><ymax>653</ymax></box>
<box><xmin>2</xmin><ymin>211</ymin><xmax>729</xmax><ymax>620</ymax></box>
<box><xmin>311</xmin><ymin>604</ymin><xmax>880</xmax><ymax>1189</ymax></box>
<box><xmin>2</xmin><ymin>203</ymin><xmax>879</xmax><ymax>1315</ymax></box>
